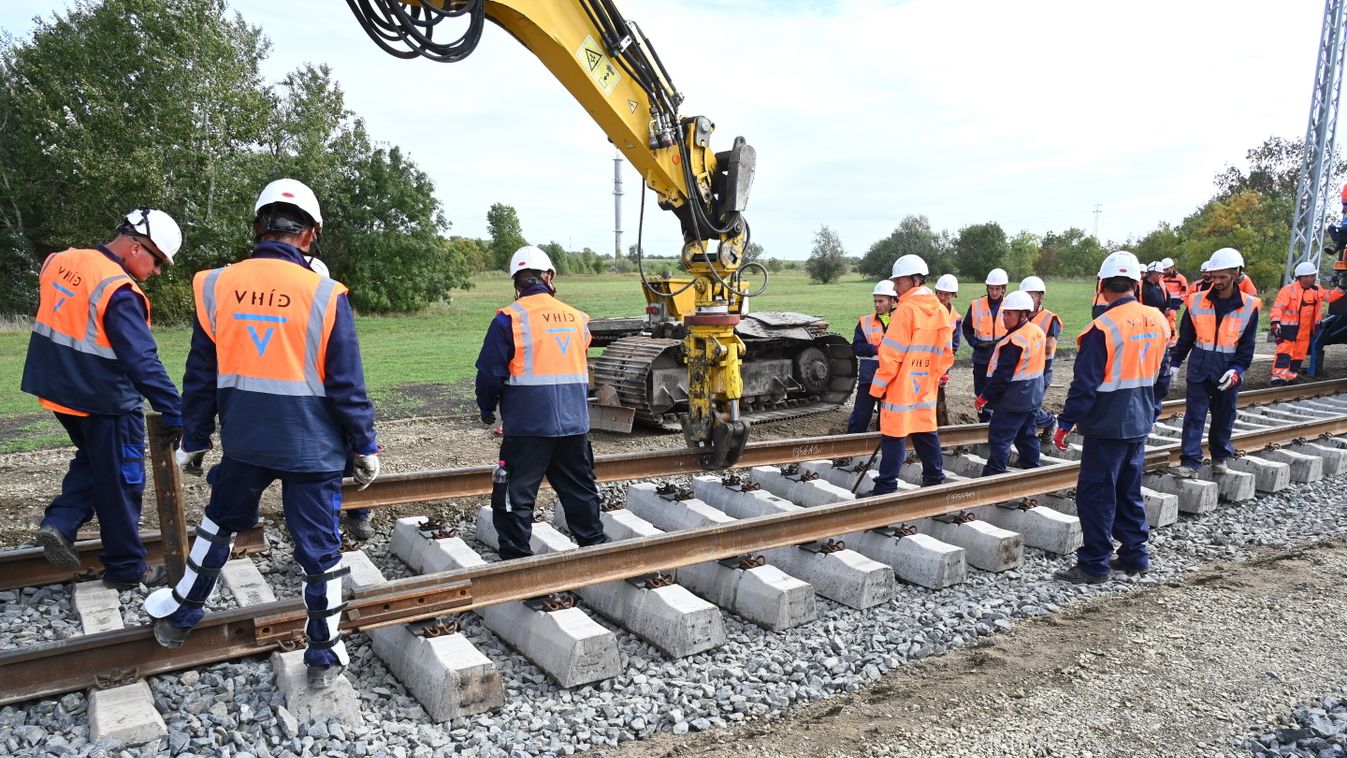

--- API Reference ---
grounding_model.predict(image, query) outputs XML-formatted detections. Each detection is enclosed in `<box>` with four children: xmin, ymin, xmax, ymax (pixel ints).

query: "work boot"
<box><xmin>1270</xmin><ymin>378</ymin><xmax>1287</xmax><ymax>387</ymax></box>
<box><xmin>306</xmin><ymin>664</ymin><xmax>345</xmax><ymax>690</ymax></box>
<box><xmin>1212</xmin><ymin>459</ymin><xmax>1230</xmax><ymax>475</ymax></box>
<box><xmin>346</xmin><ymin>510</ymin><xmax>374</xmax><ymax>542</ymax></box>
<box><xmin>1109</xmin><ymin>558</ymin><xmax>1149</xmax><ymax>576</ymax></box>
<box><xmin>1170</xmin><ymin>464</ymin><xmax>1198</xmax><ymax>479</ymax></box>
<box><xmin>1053</xmin><ymin>565</ymin><xmax>1110</xmax><ymax>584</ymax></box>
<box><xmin>35</xmin><ymin>525</ymin><xmax>80</xmax><ymax>569</ymax></box>
<box><xmin>1039</xmin><ymin>416</ymin><xmax>1058</xmax><ymax>443</ymax></box>
<box><xmin>152</xmin><ymin>619</ymin><xmax>192</xmax><ymax>649</ymax></box>
<box><xmin>103</xmin><ymin>565</ymin><xmax>169</xmax><ymax>591</ymax></box>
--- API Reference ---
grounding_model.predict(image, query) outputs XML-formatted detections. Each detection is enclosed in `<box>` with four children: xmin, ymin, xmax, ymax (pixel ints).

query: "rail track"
<box><xmin>3</xmin><ymin>379</ymin><xmax>1347</xmax><ymax>746</ymax></box>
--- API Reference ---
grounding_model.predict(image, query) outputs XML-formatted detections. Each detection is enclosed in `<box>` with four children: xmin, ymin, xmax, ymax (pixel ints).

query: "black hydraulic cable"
<box><xmin>635</xmin><ymin>180</ymin><xmax>697</xmax><ymax>300</ymax></box>
<box><xmin>344</xmin><ymin>0</ymin><xmax>485</xmax><ymax>63</ymax></box>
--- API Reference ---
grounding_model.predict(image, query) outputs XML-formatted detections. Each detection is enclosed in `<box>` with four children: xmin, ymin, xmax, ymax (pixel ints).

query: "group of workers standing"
<box><xmin>851</xmin><ymin>245</ymin><xmax>1343</xmax><ymax>583</ymax></box>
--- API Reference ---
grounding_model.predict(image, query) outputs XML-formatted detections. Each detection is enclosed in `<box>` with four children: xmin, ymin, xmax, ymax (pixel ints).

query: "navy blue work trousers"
<box><xmin>982</xmin><ymin>410</ymin><xmax>1040</xmax><ymax>476</ymax></box>
<box><xmin>42</xmin><ymin>411</ymin><xmax>148</xmax><ymax>584</ymax></box>
<box><xmin>494</xmin><ymin>434</ymin><xmax>609</xmax><ymax>560</ymax></box>
<box><xmin>972</xmin><ymin>361</ymin><xmax>992</xmax><ymax>422</ymax></box>
<box><xmin>871</xmin><ymin>432</ymin><xmax>944</xmax><ymax>495</ymax></box>
<box><xmin>1180</xmin><ymin>379</ymin><xmax>1238</xmax><ymax>468</ymax></box>
<box><xmin>1034</xmin><ymin>360</ymin><xmax>1055</xmax><ymax>430</ymax></box>
<box><xmin>847</xmin><ymin>383</ymin><xmax>878</xmax><ymax>434</ymax></box>
<box><xmin>1075</xmin><ymin>436</ymin><xmax>1149</xmax><ymax>576</ymax></box>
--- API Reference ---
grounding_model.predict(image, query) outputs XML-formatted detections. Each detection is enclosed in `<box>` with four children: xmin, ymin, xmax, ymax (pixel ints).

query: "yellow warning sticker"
<box><xmin>577</xmin><ymin>35</ymin><xmax>620</xmax><ymax>96</ymax></box>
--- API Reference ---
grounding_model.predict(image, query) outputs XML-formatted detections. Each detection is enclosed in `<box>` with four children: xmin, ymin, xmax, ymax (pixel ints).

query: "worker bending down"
<box><xmin>1053</xmin><ymin>251</ymin><xmax>1171</xmax><ymax>583</ymax></box>
<box><xmin>1270</xmin><ymin>262</ymin><xmax>1324</xmax><ymax>385</ymax></box>
<box><xmin>869</xmin><ymin>254</ymin><xmax>953</xmax><ymax>494</ymax></box>
<box><xmin>848</xmin><ymin>280</ymin><xmax>897</xmax><ymax>433</ymax></box>
<box><xmin>963</xmin><ymin>268</ymin><xmax>1008</xmax><ymax>422</ymax></box>
<box><xmin>1169</xmin><ymin>247</ymin><xmax>1260</xmax><ymax>478</ymax></box>
<box><xmin>976</xmin><ymin>291</ymin><xmax>1046</xmax><ymax>476</ymax></box>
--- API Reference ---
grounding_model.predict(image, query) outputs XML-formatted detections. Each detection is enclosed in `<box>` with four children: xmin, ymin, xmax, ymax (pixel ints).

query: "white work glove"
<box><xmin>353</xmin><ymin>454</ymin><xmax>381</xmax><ymax>490</ymax></box>
<box><xmin>1217</xmin><ymin>369</ymin><xmax>1241</xmax><ymax>391</ymax></box>
<box><xmin>175</xmin><ymin>446</ymin><xmax>206</xmax><ymax>476</ymax></box>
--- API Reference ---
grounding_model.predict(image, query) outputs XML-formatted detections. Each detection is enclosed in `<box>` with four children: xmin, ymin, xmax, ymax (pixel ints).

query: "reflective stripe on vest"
<box><xmin>1081</xmin><ymin>301</ymin><xmax>1168</xmax><ymax>392</ymax></box>
<box><xmin>881</xmin><ymin>398</ymin><xmax>938</xmax><ymax>414</ymax></box>
<box><xmin>986</xmin><ymin>323</ymin><xmax>1046</xmax><ymax>381</ymax></box>
<box><xmin>503</xmin><ymin>294</ymin><xmax>591</xmax><ymax>387</ymax></box>
<box><xmin>195</xmin><ymin>260</ymin><xmax>345</xmax><ymax>397</ymax></box>
<box><xmin>1271</xmin><ymin>282</ymin><xmax>1322</xmax><ymax>327</ymax></box>
<box><xmin>31</xmin><ymin>249</ymin><xmax>146</xmax><ymax>361</ymax></box>
<box><xmin>858</xmin><ymin>314</ymin><xmax>886</xmax><ymax>347</ymax></box>
<box><xmin>1187</xmin><ymin>290</ymin><xmax>1257</xmax><ymax>355</ymax></box>
<box><xmin>970</xmin><ymin>297</ymin><xmax>1001</xmax><ymax>342</ymax></box>
<box><xmin>1029</xmin><ymin>308</ymin><xmax>1059</xmax><ymax>357</ymax></box>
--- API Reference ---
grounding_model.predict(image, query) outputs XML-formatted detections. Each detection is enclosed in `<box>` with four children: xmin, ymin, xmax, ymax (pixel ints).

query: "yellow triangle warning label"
<box><xmin>585</xmin><ymin>49</ymin><xmax>602</xmax><ymax>71</ymax></box>
<box><xmin>576</xmin><ymin>35</ymin><xmax>620</xmax><ymax>96</ymax></box>
<box><xmin>627</xmin><ymin>99</ymin><xmax>639</xmax><ymax>113</ymax></box>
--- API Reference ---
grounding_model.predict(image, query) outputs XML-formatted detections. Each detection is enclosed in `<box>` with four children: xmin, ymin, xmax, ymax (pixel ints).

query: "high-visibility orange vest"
<box><xmin>1270</xmin><ymin>281</ymin><xmax>1323</xmax><ymax>329</ymax></box>
<box><xmin>1237</xmin><ymin>275</ymin><xmax>1258</xmax><ymax>297</ymax></box>
<box><xmin>987</xmin><ymin>322</ymin><xmax>1047</xmax><ymax>412</ymax></box>
<box><xmin>22</xmin><ymin>248</ymin><xmax>149</xmax><ymax>415</ymax></box>
<box><xmin>1162</xmin><ymin>273</ymin><xmax>1188</xmax><ymax>298</ymax></box>
<box><xmin>968</xmin><ymin>296</ymin><xmax>1002</xmax><ymax>345</ymax></box>
<box><xmin>501</xmin><ymin>294</ymin><xmax>590</xmax><ymax>387</ymax></box>
<box><xmin>1028</xmin><ymin>308</ymin><xmax>1061</xmax><ymax>358</ymax></box>
<box><xmin>1186</xmin><ymin>289</ymin><xmax>1259</xmax><ymax>357</ymax></box>
<box><xmin>858</xmin><ymin>313</ymin><xmax>886</xmax><ymax>348</ymax></box>
<box><xmin>871</xmin><ymin>287</ymin><xmax>953</xmax><ymax>438</ymax></box>
<box><xmin>1072</xmin><ymin>299</ymin><xmax>1169</xmax><ymax>439</ymax></box>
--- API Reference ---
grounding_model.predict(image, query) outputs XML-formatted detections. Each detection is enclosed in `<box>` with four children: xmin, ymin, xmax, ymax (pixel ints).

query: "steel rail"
<box><xmin>340</xmin><ymin>379</ymin><xmax>1347</xmax><ymax>508</ymax></box>
<box><xmin>6</xmin><ymin>407</ymin><xmax>1347</xmax><ymax>706</ymax></box>
<box><xmin>0</xmin><ymin>526</ymin><xmax>268</xmax><ymax>592</ymax></box>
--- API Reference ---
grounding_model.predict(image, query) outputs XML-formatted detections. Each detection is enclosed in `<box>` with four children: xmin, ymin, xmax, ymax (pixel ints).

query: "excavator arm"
<box><xmin>345</xmin><ymin>0</ymin><xmax>755</xmax><ymax>467</ymax></box>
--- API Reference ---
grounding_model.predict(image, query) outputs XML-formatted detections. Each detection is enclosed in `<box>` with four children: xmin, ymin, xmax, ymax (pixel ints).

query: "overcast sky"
<box><xmin>0</xmin><ymin>1</ymin><xmax>1331</xmax><ymax>259</ymax></box>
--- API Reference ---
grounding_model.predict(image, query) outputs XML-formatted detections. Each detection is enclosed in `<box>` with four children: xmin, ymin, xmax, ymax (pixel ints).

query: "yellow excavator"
<box><xmin>345</xmin><ymin>0</ymin><xmax>765</xmax><ymax>468</ymax></box>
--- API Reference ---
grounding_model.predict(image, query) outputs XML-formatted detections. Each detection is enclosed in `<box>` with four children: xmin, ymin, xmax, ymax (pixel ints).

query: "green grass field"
<box><xmin>0</xmin><ymin>271</ymin><xmax>1112</xmax><ymax>452</ymax></box>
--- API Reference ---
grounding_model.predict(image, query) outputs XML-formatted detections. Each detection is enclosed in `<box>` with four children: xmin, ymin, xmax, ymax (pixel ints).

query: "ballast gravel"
<box><xmin>1</xmin><ymin>469</ymin><xmax>1346</xmax><ymax>756</ymax></box>
<box><xmin>1239</xmin><ymin>691</ymin><xmax>1347</xmax><ymax>757</ymax></box>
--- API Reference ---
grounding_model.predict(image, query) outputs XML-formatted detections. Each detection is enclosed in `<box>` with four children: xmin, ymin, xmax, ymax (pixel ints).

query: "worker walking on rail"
<box><xmin>847</xmin><ymin>281</ymin><xmax>898</xmax><ymax>433</ymax></box>
<box><xmin>1019</xmin><ymin>276</ymin><xmax>1061</xmax><ymax>438</ymax></box>
<box><xmin>1270</xmin><ymin>262</ymin><xmax>1325</xmax><ymax>385</ymax></box>
<box><xmin>1169</xmin><ymin>247</ymin><xmax>1260</xmax><ymax>478</ymax></box>
<box><xmin>869</xmin><ymin>255</ymin><xmax>953</xmax><ymax>494</ymax></box>
<box><xmin>934</xmin><ymin>274</ymin><xmax>961</xmax><ymax>426</ymax></box>
<box><xmin>1052</xmin><ymin>251</ymin><xmax>1171</xmax><ymax>583</ymax></box>
<box><xmin>22</xmin><ymin>209</ymin><xmax>184</xmax><ymax>590</ymax></box>
<box><xmin>475</xmin><ymin>245</ymin><xmax>609</xmax><ymax>561</ymax></box>
<box><xmin>963</xmin><ymin>268</ymin><xmax>1009</xmax><ymax>422</ymax></box>
<box><xmin>976</xmin><ymin>291</ymin><xmax>1046</xmax><ymax>475</ymax></box>
<box><xmin>145</xmin><ymin>179</ymin><xmax>381</xmax><ymax>691</ymax></box>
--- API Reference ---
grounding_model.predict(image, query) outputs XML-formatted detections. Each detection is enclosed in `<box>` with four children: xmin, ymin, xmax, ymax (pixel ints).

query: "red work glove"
<box><xmin>493</xmin><ymin>425</ymin><xmax>504</xmax><ymax>437</ymax></box>
<box><xmin>1053</xmin><ymin>427</ymin><xmax>1070</xmax><ymax>451</ymax></box>
<box><xmin>939</xmin><ymin>372</ymin><xmax>950</xmax><ymax>386</ymax></box>
<box><xmin>974</xmin><ymin>396</ymin><xmax>988</xmax><ymax>412</ymax></box>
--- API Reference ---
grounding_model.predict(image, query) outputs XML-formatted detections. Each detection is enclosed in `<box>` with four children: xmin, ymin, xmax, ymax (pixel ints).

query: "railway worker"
<box><xmin>1169</xmin><ymin>247</ymin><xmax>1260</xmax><ymax>478</ymax></box>
<box><xmin>962</xmin><ymin>268</ymin><xmax>1009</xmax><ymax>422</ymax></box>
<box><xmin>474</xmin><ymin>245</ymin><xmax>610</xmax><ymax>561</ymax></box>
<box><xmin>1019</xmin><ymin>276</ymin><xmax>1061</xmax><ymax>438</ymax></box>
<box><xmin>934</xmin><ymin>274</ymin><xmax>962</xmax><ymax>356</ymax></box>
<box><xmin>1141</xmin><ymin>262</ymin><xmax>1169</xmax><ymax>314</ymax></box>
<box><xmin>1052</xmin><ymin>251</ymin><xmax>1171</xmax><ymax>583</ymax></box>
<box><xmin>1269</xmin><ymin>261</ymin><xmax>1325</xmax><ymax>386</ymax></box>
<box><xmin>1189</xmin><ymin>260</ymin><xmax>1213</xmax><ymax>295</ymax></box>
<box><xmin>1091</xmin><ymin>278</ymin><xmax>1108</xmax><ymax>319</ymax></box>
<box><xmin>1236</xmin><ymin>268</ymin><xmax>1259</xmax><ymax>297</ymax></box>
<box><xmin>22</xmin><ymin>209</ymin><xmax>184</xmax><ymax>590</ymax></box>
<box><xmin>869</xmin><ymin>254</ymin><xmax>953</xmax><ymax>494</ymax></box>
<box><xmin>1161</xmin><ymin>258</ymin><xmax>1187</xmax><ymax>346</ymax></box>
<box><xmin>975</xmin><ymin>290</ymin><xmax>1046</xmax><ymax>476</ymax></box>
<box><xmin>145</xmin><ymin>179</ymin><xmax>380</xmax><ymax>691</ymax></box>
<box><xmin>847</xmin><ymin>280</ymin><xmax>898</xmax><ymax>433</ymax></box>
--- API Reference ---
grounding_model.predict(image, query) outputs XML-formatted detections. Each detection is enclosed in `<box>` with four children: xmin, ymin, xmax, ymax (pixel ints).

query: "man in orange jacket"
<box><xmin>868</xmin><ymin>254</ymin><xmax>954</xmax><ymax>495</ymax></box>
<box><xmin>1270</xmin><ymin>262</ymin><xmax>1325</xmax><ymax>385</ymax></box>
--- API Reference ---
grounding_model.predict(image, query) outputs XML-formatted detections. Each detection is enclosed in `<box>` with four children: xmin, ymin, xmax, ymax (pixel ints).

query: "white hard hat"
<box><xmin>1208</xmin><ymin>247</ymin><xmax>1244</xmax><ymax>271</ymax></box>
<box><xmin>1294</xmin><ymin>261</ymin><xmax>1319</xmax><ymax>278</ymax></box>
<box><xmin>1098</xmin><ymin>250</ymin><xmax>1142</xmax><ymax>281</ymax></box>
<box><xmin>1002</xmin><ymin>290</ymin><xmax>1035</xmax><ymax>311</ymax></box>
<box><xmin>1018</xmin><ymin>276</ymin><xmax>1045</xmax><ymax>293</ymax></box>
<box><xmin>935</xmin><ymin>274</ymin><xmax>959</xmax><ymax>293</ymax></box>
<box><xmin>255</xmin><ymin>178</ymin><xmax>323</xmax><ymax>229</ymax></box>
<box><xmin>306</xmin><ymin>256</ymin><xmax>330</xmax><ymax>278</ymax></box>
<box><xmin>985</xmin><ymin>268</ymin><xmax>1009</xmax><ymax>286</ymax></box>
<box><xmin>891</xmin><ymin>254</ymin><xmax>929</xmax><ymax>278</ymax></box>
<box><xmin>1146</xmin><ymin>261</ymin><xmax>1162</xmax><ymax>273</ymax></box>
<box><xmin>1161</xmin><ymin>257</ymin><xmax>1175</xmax><ymax>269</ymax></box>
<box><xmin>1199</xmin><ymin>259</ymin><xmax>1213</xmax><ymax>272</ymax></box>
<box><xmin>508</xmin><ymin>245</ymin><xmax>555</xmax><ymax>275</ymax></box>
<box><xmin>119</xmin><ymin>208</ymin><xmax>182</xmax><ymax>263</ymax></box>
<box><xmin>872</xmin><ymin>280</ymin><xmax>898</xmax><ymax>297</ymax></box>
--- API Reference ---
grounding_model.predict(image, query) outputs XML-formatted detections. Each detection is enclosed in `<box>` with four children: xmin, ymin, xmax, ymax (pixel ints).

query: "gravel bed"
<box><xmin>3</xmin><ymin>463</ymin><xmax>1347</xmax><ymax>756</ymax></box>
<box><xmin>1236</xmin><ymin>691</ymin><xmax>1347</xmax><ymax>756</ymax></box>
<box><xmin>0</xmin><ymin>584</ymin><xmax>80</xmax><ymax>650</ymax></box>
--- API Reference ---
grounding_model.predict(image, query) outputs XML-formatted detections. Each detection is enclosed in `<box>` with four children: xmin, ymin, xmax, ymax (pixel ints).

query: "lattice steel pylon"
<box><xmin>1285</xmin><ymin>0</ymin><xmax>1347</xmax><ymax>284</ymax></box>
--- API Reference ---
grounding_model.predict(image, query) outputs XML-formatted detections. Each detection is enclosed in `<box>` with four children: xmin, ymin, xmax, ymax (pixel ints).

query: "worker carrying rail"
<box><xmin>963</xmin><ymin>268</ymin><xmax>1009</xmax><ymax>422</ymax></box>
<box><xmin>1052</xmin><ymin>251</ymin><xmax>1171</xmax><ymax>583</ymax></box>
<box><xmin>1270</xmin><ymin>262</ymin><xmax>1326</xmax><ymax>385</ymax></box>
<box><xmin>1169</xmin><ymin>247</ymin><xmax>1260</xmax><ymax>479</ymax></box>
<box><xmin>145</xmin><ymin>179</ymin><xmax>382</xmax><ymax>691</ymax></box>
<box><xmin>974</xmin><ymin>290</ymin><xmax>1046</xmax><ymax>476</ymax></box>
<box><xmin>22</xmin><ymin>208</ymin><xmax>184</xmax><ymax>590</ymax></box>
<box><xmin>847</xmin><ymin>280</ymin><xmax>898</xmax><ymax>434</ymax></box>
<box><xmin>868</xmin><ymin>255</ymin><xmax>953</xmax><ymax>494</ymax></box>
<box><xmin>475</xmin><ymin>245</ymin><xmax>610</xmax><ymax>562</ymax></box>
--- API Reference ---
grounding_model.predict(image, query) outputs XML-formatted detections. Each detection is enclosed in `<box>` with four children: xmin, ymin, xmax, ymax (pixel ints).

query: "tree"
<box><xmin>856</xmin><ymin>215</ymin><xmax>943</xmax><ymax>279</ymax></box>
<box><xmin>1037</xmin><ymin>228</ymin><xmax>1105</xmax><ymax>278</ymax></box>
<box><xmin>744</xmin><ymin>241</ymin><xmax>764</xmax><ymax>264</ymax></box>
<box><xmin>1005</xmin><ymin>231</ymin><xmax>1041</xmax><ymax>280</ymax></box>
<box><xmin>1133</xmin><ymin>223</ymin><xmax>1181</xmax><ymax>269</ymax></box>
<box><xmin>805</xmin><ymin>225</ymin><xmax>848</xmax><ymax>283</ymax></box>
<box><xmin>952</xmin><ymin>222</ymin><xmax>1008</xmax><ymax>280</ymax></box>
<box><xmin>765</xmin><ymin>257</ymin><xmax>784</xmax><ymax>273</ymax></box>
<box><xmin>486</xmin><ymin>203</ymin><xmax>527</xmax><ymax>270</ymax></box>
<box><xmin>1176</xmin><ymin>190</ymin><xmax>1288</xmax><ymax>291</ymax></box>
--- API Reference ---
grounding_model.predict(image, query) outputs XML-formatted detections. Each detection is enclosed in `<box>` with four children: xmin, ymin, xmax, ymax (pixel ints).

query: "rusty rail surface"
<box><xmin>5</xmin><ymin>405</ymin><xmax>1347</xmax><ymax>706</ymax></box>
<box><xmin>341</xmin><ymin>379</ymin><xmax>1347</xmax><ymax>508</ymax></box>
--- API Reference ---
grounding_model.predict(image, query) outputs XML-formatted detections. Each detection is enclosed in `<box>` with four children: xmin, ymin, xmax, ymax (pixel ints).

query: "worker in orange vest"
<box><xmin>22</xmin><ymin>208</ymin><xmax>184</xmax><ymax>590</ymax></box>
<box><xmin>1169</xmin><ymin>247</ymin><xmax>1260</xmax><ymax>478</ymax></box>
<box><xmin>869</xmin><ymin>254</ymin><xmax>954</xmax><ymax>494</ymax></box>
<box><xmin>146</xmin><ymin>179</ymin><xmax>381</xmax><ymax>691</ymax></box>
<box><xmin>975</xmin><ymin>291</ymin><xmax>1046</xmax><ymax>476</ymax></box>
<box><xmin>1189</xmin><ymin>260</ymin><xmax>1213</xmax><ymax>295</ymax></box>
<box><xmin>848</xmin><ymin>280</ymin><xmax>898</xmax><ymax>433</ymax></box>
<box><xmin>962</xmin><ymin>268</ymin><xmax>1009</xmax><ymax>422</ymax></box>
<box><xmin>1270</xmin><ymin>262</ymin><xmax>1326</xmax><ymax>385</ymax></box>
<box><xmin>1052</xmin><ymin>251</ymin><xmax>1171</xmax><ymax>583</ymax></box>
<box><xmin>1019</xmin><ymin>276</ymin><xmax>1061</xmax><ymax>437</ymax></box>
